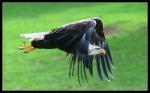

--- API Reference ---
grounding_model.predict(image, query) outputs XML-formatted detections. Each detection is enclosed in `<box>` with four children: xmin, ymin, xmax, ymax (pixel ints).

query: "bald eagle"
<box><xmin>19</xmin><ymin>17</ymin><xmax>115</xmax><ymax>85</ymax></box>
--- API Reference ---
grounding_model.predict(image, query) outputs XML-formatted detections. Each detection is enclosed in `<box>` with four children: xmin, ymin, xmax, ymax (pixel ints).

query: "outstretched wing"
<box><xmin>43</xmin><ymin>19</ymin><xmax>99</xmax><ymax>85</ymax></box>
<box><xmin>44</xmin><ymin>19</ymin><xmax>97</xmax><ymax>54</ymax></box>
<box><xmin>65</xmin><ymin>18</ymin><xmax>115</xmax><ymax>85</ymax></box>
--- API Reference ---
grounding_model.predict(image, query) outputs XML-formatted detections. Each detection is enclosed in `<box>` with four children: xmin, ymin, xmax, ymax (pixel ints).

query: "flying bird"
<box><xmin>19</xmin><ymin>17</ymin><xmax>115</xmax><ymax>85</ymax></box>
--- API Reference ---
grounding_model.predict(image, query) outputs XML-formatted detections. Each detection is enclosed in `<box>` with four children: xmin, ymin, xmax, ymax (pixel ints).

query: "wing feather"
<box><xmin>66</xmin><ymin>18</ymin><xmax>114</xmax><ymax>83</ymax></box>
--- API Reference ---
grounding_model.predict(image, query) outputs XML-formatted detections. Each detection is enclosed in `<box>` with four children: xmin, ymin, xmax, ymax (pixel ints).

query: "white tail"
<box><xmin>20</xmin><ymin>32</ymin><xmax>49</xmax><ymax>41</ymax></box>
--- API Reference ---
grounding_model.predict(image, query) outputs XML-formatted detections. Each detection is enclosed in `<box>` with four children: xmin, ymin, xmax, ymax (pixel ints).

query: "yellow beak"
<box><xmin>99</xmin><ymin>48</ymin><xmax>106</xmax><ymax>55</ymax></box>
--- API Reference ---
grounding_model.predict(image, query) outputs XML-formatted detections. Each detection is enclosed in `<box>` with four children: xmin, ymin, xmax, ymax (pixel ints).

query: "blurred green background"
<box><xmin>3</xmin><ymin>2</ymin><xmax>148</xmax><ymax>90</ymax></box>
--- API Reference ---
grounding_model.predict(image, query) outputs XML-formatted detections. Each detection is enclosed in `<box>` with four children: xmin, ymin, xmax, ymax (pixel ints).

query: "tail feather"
<box><xmin>20</xmin><ymin>32</ymin><xmax>49</xmax><ymax>40</ymax></box>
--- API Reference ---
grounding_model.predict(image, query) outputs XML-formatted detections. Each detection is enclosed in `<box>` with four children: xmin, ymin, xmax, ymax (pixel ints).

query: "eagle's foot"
<box><xmin>18</xmin><ymin>42</ymin><xmax>34</xmax><ymax>53</ymax></box>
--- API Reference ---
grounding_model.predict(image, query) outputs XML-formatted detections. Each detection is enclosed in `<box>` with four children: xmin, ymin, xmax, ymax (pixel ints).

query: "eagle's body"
<box><xmin>19</xmin><ymin>17</ymin><xmax>115</xmax><ymax>84</ymax></box>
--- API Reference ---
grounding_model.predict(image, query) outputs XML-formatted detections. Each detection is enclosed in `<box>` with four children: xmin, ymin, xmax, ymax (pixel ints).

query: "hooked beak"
<box><xmin>98</xmin><ymin>48</ymin><xmax>106</xmax><ymax>55</ymax></box>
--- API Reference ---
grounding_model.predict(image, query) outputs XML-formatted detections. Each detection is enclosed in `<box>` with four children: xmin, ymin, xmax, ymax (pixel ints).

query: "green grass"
<box><xmin>3</xmin><ymin>2</ymin><xmax>148</xmax><ymax>90</ymax></box>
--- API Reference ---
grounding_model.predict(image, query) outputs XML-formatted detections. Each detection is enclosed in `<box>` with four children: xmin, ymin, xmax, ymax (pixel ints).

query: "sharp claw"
<box><xmin>23</xmin><ymin>51</ymin><xmax>28</xmax><ymax>53</ymax></box>
<box><xmin>18</xmin><ymin>42</ymin><xmax>34</xmax><ymax>53</ymax></box>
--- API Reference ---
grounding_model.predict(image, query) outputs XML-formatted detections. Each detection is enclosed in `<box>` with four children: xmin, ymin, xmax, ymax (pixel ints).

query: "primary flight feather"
<box><xmin>19</xmin><ymin>17</ymin><xmax>115</xmax><ymax>84</ymax></box>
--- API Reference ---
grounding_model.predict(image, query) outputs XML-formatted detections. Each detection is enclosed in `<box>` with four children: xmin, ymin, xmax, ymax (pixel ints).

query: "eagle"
<box><xmin>19</xmin><ymin>17</ymin><xmax>115</xmax><ymax>85</ymax></box>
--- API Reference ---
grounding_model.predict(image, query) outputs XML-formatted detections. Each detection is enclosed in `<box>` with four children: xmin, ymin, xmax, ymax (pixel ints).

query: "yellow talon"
<box><xmin>18</xmin><ymin>42</ymin><xmax>35</xmax><ymax>53</ymax></box>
